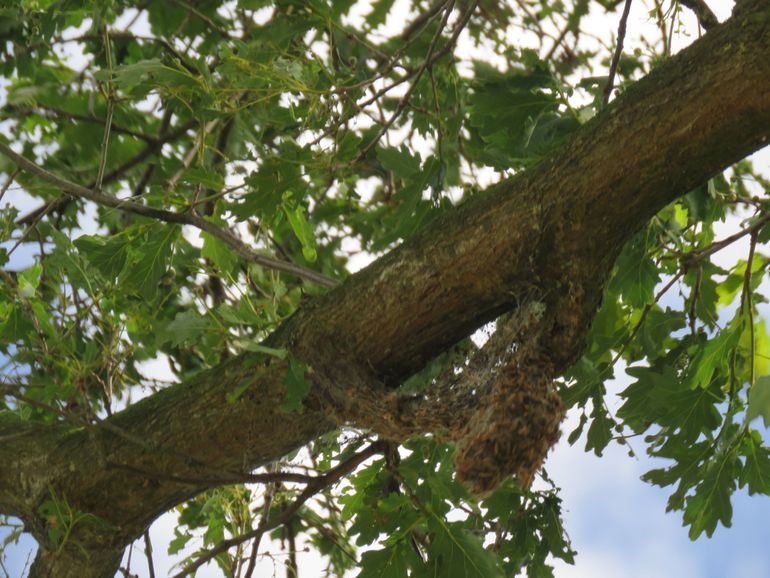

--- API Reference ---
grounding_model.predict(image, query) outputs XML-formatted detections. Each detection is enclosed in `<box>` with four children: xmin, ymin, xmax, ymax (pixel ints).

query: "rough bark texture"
<box><xmin>2</xmin><ymin>4</ymin><xmax>770</xmax><ymax>575</ymax></box>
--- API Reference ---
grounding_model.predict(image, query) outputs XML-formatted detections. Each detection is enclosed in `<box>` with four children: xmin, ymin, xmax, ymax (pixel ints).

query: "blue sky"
<box><xmin>548</xmin><ymin>388</ymin><xmax>770</xmax><ymax>578</ymax></box>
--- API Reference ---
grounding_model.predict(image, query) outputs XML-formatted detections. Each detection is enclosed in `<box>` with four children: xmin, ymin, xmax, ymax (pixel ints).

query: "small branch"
<box><xmin>168</xmin><ymin>0</ymin><xmax>231</xmax><ymax>38</ymax></box>
<box><xmin>16</xmin><ymin>119</ymin><xmax>198</xmax><ymax>226</ymax></box>
<box><xmin>355</xmin><ymin>0</ymin><xmax>477</xmax><ymax>163</ymax></box>
<box><xmin>95</xmin><ymin>27</ymin><xmax>115</xmax><ymax>191</ymax></box>
<box><xmin>170</xmin><ymin>442</ymin><xmax>385</xmax><ymax>578</ymax></box>
<box><xmin>243</xmin><ymin>480</ymin><xmax>278</xmax><ymax>578</ymax></box>
<box><xmin>143</xmin><ymin>531</ymin><xmax>156</xmax><ymax>578</ymax></box>
<box><xmin>680</xmin><ymin>211</ymin><xmax>770</xmax><ymax>264</ymax></box>
<box><xmin>106</xmin><ymin>462</ymin><xmax>315</xmax><ymax>486</ymax></box>
<box><xmin>2</xmin><ymin>106</ymin><xmax>155</xmax><ymax>143</ymax></box>
<box><xmin>355</xmin><ymin>1</ymin><xmax>456</xmax><ymax>161</ymax></box>
<box><xmin>680</xmin><ymin>0</ymin><xmax>719</xmax><ymax>30</ymax></box>
<box><xmin>0</xmin><ymin>168</ymin><xmax>20</xmax><ymax>204</ymax></box>
<box><xmin>0</xmin><ymin>143</ymin><xmax>337</xmax><ymax>288</ymax></box>
<box><xmin>401</xmin><ymin>0</ymin><xmax>450</xmax><ymax>40</ymax></box>
<box><xmin>741</xmin><ymin>231</ymin><xmax>758</xmax><ymax>386</ymax></box>
<box><xmin>603</xmin><ymin>0</ymin><xmax>633</xmax><ymax>107</ymax></box>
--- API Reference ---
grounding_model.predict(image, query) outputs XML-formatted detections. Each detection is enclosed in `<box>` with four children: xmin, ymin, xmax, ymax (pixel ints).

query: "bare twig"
<box><xmin>355</xmin><ymin>0</ymin><xmax>477</xmax><ymax>162</ymax></box>
<box><xmin>741</xmin><ymin>231</ymin><xmax>758</xmax><ymax>386</ymax></box>
<box><xmin>680</xmin><ymin>0</ymin><xmax>719</xmax><ymax>30</ymax></box>
<box><xmin>2</xmin><ymin>105</ymin><xmax>154</xmax><ymax>142</ymax></box>
<box><xmin>106</xmin><ymin>462</ymin><xmax>315</xmax><ymax>486</ymax></box>
<box><xmin>95</xmin><ymin>27</ymin><xmax>115</xmax><ymax>191</ymax></box>
<box><xmin>0</xmin><ymin>143</ymin><xmax>337</xmax><ymax>288</ymax></box>
<box><xmin>681</xmin><ymin>211</ymin><xmax>770</xmax><ymax>264</ymax></box>
<box><xmin>243</xmin><ymin>479</ymin><xmax>279</xmax><ymax>578</ymax></box>
<box><xmin>143</xmin><ymin>531</ymin><xmax>156</xmax><ymax>578</ymax></box>
<box><xmin>170</xmin><ymin>442</ymin><xmax>385</xmax><ymax>578</ymax></box>
<box><xmin>16</xmin><ymin>119</ymin><xmax>198</xmax><ymax>226</ymax></box>
<box><xmin>0</xmin><ymin>168</ymin><xmax>20</xmax><ymax>204</ymax></box>
<box><xmin>603</xmin><ymin>0</ymin><xmax>633</xmax><ymax>107</ymax></box>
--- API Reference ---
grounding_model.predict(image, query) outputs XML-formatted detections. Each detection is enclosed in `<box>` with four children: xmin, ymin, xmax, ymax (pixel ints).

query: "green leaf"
<box><xmin>740</xmin><ymin>432</ymin><xmax>770</xmax><ymax>496</ymax></box>
<box><xmin>75</xmin><ymin>234</ymin><xmax>131</xmax><ymax>281</ymax></box>
<box><xmin>608</xmin><ymin>229</ymin><xmax>660</xmax><ymax>308</ymax></box>
<box><xmin>465</xmin><ymin>67</ymin><xmax>566</xmax><ymax>167</ymax></box>
<box><xmin>283</xmin><ymin>197</ymin><xmax>317</xmax><ymax>262</ymax></box>
<box><xmin>688</xmin><ymin>321</ymin><xmax>742</xmax><ymax>389</ymax></box>
<box><xmin>282</xmin><ymin>357</ymin><xmax>312</xmax><ymax>412</ymax></box>
<box><xmin>585</xmin><ymin>399</ymin><xmax>613</xmax><ymax>456</ymax></box>
<box><xmin>50</xmin><ymin>228</ymin><xmax>97</xmax><ymax>295</ymax></box>
<box><xmin>234</xmin><ymin>341</ymin><xmax>287</xmax><ymax>358</ymax></box>
<box><xmin>181</xmin><ymin>167</ymin><xmax>225</xmax><ymax>190</ymax></box>
<box><xmin>561</xmin><ymin>356</ymin><xmax>601</xmax><ymax>408</ymax></box>
<box><xmin>163</xmin><ymin>310</ymin><xmax>210</xmax><ymax>347</ymax></box>
<box><xmin>201</xmin><ymin>231</ymin><xmax>239</xmax><ymax>274</ymax></box>
<box><xmin>17</xmin><ymin>262</ymin><xmax>42</xmax><ymax>298</ymax></box>
<box><xmin>377</xmin><ymin>145</ymin><xmax>421</xmax><ymax>179</ymax></box>
<box><xmin>168</xmin><ymin>530</ymin><xmax>192</xmax><ymax>555</ymax></box>
<box><xmin>619</xmin><ymin>365</ymin><xmax>722</xmax><ymax>444</ymax></box>
<box><xmin>357</xmin><ymin>544</ymin><xmax>411</xmax><ymax>578</ymax></box>
<box><xmin>425</xmin><ymin>519</ymin><xmax>503</xmax><ymax>578</ymax></box>
<box><xmin>125</xmin><ymin>224</ymin><xmax>180</xmax><ymax>300</ymax></box>
<box><xmin>0</xmin><ymin>304</ymin><xmax>35</xmax><ymax>343</ymax></box>
<box><xmin>365</xmin><ymin>0</ymin><xmax>396</xmax><ymax>28</ymax></box>
<box><xmin>747</xmin><ymin>375</ymin><xmax>770</xmax><ymax>428</ymax></box>
<box><xmin>235</xmin><ymin>157</ymin><xmax>303</xmax><ymax>220</ymax></box>
<box><xmin>96</xmin><ymin>59</ymin><xmax>199</xmax><ymax>91</ymax></box>
<box><xmin>331</xmin><ymin>0</ymin><xmax>357</xmax><ymax>19</ymax></box>
<box><xmin>683</xmin><ymin>450</ymin><xmax>738</xmax><ymax>539</ymax></box>
<box><xmin>217</xmin><ymin>298</ymin><xmax>262</xmax><ymax>325</ymax></box>
<box><xmin>635</xmin><ymin>307</ymin><xmax>686</xmax><ymax>359</ymax></box>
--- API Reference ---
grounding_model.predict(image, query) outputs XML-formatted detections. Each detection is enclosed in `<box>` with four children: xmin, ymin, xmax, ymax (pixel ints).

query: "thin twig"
<box><xmin>0</xmin><ymin>142</ymin><xmax>337</xmax><ymax>288</ymax></box>
<box><xmin>603</xmin><ymin>0</ymin><xmax>633</xmax><ymax>107</ymax></box>
<box><xmin>0</xmin><ymin>168</ymin><xmax>20</xmax><ymax>204</ymax></box>
<box><xmin>243</xmin><ymin>479</ymin><xmax>279</xmax><ymax>578</ymax></box>
<box><xmin>143</xmin><ymin>531</ymin><xmax>156</xmax><ymax>578</ymax></box>
<box><xmin>741</xmin><ymin>231</ymin><xmax>758</xmax><ymax>386</ymax></box>
<box><xmin>680</xmin><ymin>211</ymin><xmax>770</xmax><ymax>264</ymax></box>
<box><xmin>106</xmin><ymin>462</ymin><xmax>315</xmax><ymax>486</ymax></box>
<box><xmin>2</xmin><ymin>106</ymin><xmax>154</xmax><ymax>142</ymax></box>
<box><xmin>170</xmin><ymin>442</ymin><xmax>385</xmax><ymax>578</ymax></box>
<box><xmin>679</xmin><ymin>0</ymin><xmax>718</xmax><ymax>30</ymax></box>
<box><xmin>355</xmin><ymin>0</ymin><xmax>477</xmax><ymax>163</ymax></box>
<box><xmin>95</xmin><ymin>27</ymin><xmax>115</xmax><ymax>191</ymax></box>
<box><xmin>16</xmin><ymin>119</ymin><xmax>198</xmax><ymax>226</ymax></box>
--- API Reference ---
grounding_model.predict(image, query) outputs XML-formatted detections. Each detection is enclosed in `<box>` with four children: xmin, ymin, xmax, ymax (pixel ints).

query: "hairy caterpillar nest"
<box><xmin>454</xmin><ymin>365</ymin><xmax>564</xmax><ymax>495</ymax></box>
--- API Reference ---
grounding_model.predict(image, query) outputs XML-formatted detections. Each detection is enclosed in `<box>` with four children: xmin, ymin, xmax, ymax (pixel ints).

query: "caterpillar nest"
<box><xmin>454</xmin><ymin>364</ymin><xmax>564</xmax><ymax>496</ymax></box>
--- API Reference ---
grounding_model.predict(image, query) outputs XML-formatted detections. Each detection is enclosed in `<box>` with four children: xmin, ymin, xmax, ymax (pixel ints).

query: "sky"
<box><xmin>3</xmin><ymin>0</ymin><xmax>770</xmax><ymax>577</ymax></box>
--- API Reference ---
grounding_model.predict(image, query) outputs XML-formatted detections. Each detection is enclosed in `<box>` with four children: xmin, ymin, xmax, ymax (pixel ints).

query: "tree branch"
<box><xmin>680</xmin><ymin>0</ymin><xmax>719</xmax><ymax>30</ymax></box>
<box><xmin>0</xmin><ymin>143</ymin><xmax>337</xmax><ymax>288</ymax></box>
<box><xmin>170</xmin><ymin>442</ymin><xmax>385</xmax><ymax>578</ymax></box>
<box><xmin>4</xmin><ymin>4</ymin><xmax>770</xmax><ymax>576</ymax></box>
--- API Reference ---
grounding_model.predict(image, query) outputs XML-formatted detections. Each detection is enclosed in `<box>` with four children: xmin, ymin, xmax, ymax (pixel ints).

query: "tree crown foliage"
<box><xmin>1</xmin><ymin>0</ymin><xmax>770</xmax><ymax>576</ymax></box>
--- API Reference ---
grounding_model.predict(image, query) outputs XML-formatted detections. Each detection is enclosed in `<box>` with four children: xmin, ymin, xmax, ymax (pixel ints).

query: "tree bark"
<box><xmin>3</xmin><ymin>3</ymin><xmax>770</xmax><ymax>575</ymax></box>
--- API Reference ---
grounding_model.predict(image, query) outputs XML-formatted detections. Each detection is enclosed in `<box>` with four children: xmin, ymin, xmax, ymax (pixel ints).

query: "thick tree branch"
<box><xmin>4</xmin><ymin>4</ymin><xmax>770</xmax><ymax>576</ymax></box>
